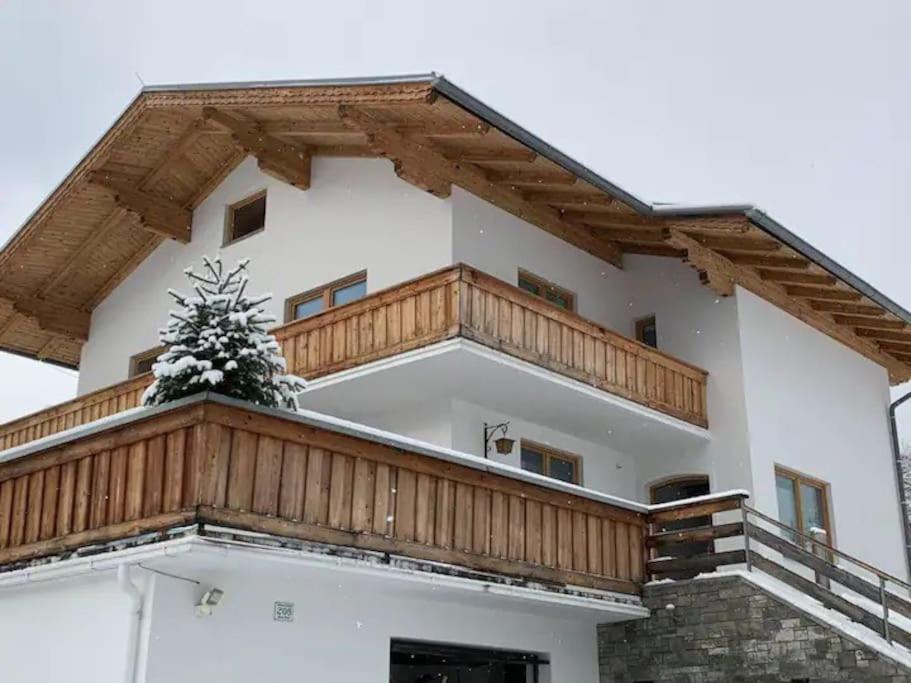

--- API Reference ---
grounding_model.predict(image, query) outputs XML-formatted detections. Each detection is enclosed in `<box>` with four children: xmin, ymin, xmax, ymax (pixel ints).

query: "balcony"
<box><xmin>0</xmin><ymin>394</ymin><xmax>648</xmax><ymax>597</ymax></box>
<box><xmin>0</xmin><ymin>264</ymin><xmax>708</xmax><ymax>453</ymax></box>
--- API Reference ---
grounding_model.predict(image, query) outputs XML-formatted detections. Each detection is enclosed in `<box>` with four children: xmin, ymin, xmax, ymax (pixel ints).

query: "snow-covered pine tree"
<box><xmin>142</xmin><ymin>256</ymin><xmax>304</xmax><ymax>409</ymax></box>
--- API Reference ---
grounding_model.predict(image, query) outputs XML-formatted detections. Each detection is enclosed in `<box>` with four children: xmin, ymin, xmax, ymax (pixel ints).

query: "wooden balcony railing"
<box><xmin>0</xmin><ymin>264</ymin><xmax>709</xmax><ymax>452</ymax></box>
<box><xmin>0</xmin><ymin>394</ymin><xmax>646</xmax><ymax>594</ymax></box>
<box><xmin>276</xmin><ymin>264</ymin><xmax>708</xmax><ymax>426</ymax></box>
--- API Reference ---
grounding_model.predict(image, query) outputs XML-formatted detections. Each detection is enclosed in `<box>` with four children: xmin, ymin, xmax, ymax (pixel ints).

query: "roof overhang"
<box><xmin>1</xmin><ymin>73</ymin><xmax>909</xmax><ymax>382</ymax></box>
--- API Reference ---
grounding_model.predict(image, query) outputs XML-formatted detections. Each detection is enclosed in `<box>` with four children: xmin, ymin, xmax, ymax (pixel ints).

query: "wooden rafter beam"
<box><xmin>665</xmin><ymin>229</ymin><xmax>735</xmax><ymax>297</ymax></box>
<box><xmin>337</xmin><ymin>105</ymin><xmax>624</xmax><ymax>269</ymax></box>
<box><xmin>758</xmin><ymin>269</ymin><xmax>837</xmax><ymax>286</ymax></box>
<box><xmin>833</xmin><ymin>315</ymin><xmax>907</xmax><ymax>330</ymax></box>
<box><xmin>855</xmin><ymin>328</ymin><xmax>911</xmax><ymax>343</ymax></box>
<box><xmin>784</xmin><ymin>285</ymin><xmax>861</xmax><ymax>302</ymax></box>
<box><xmin>0</xmin><ymin>292</ymin><xmax>90</xmax><ymax>341</ymax></box>
<box><xmin>88</xmin><ymin>172</ymin><xmax>191</xmax><ymax>243</ymax></box>
<box><xmin>665</xmin><ymin>230</ymin><xmax>910</xmax><ymax>382</ymax></box>
<box><xmin>694</xmin><ymin>235</ymin><xmax>780</xmax><ymax>252</ymax></box>
<box><xmin>810</xmin><ymin>301</ymin><xmax>884</xmax><ymax>317</ymax></box>
<box><xmin>203</xmin><ymin>107</ymin><xmax>311</xmax><ymax>190</ymax></box>
<box><xmin>203</xmin><ymin>119</ymin><xmax>492</xmax><ymax>137</ymax></box>
<box><xmin>523</xmin><ymin>190</ymin><xmax>615</xmax><ymax>207</ymax></box>
<box><xmin>721</xmin><ymin>252</ymin><xmax>809</xmax><ymax>269</ymax></box>
<box><xmin>486</xmin><ymin>168</ymin><xmax>577</xmax><ymax>185</ymax></box>
<box><xmin>565</xmin><ymin>211</ymin><xmax>753</xmax><ymax>235</ymax></box>
<box><xmin>448</xmin><ymin>148</ymin><xmax>538</xmax><ymax>163</ymax></box>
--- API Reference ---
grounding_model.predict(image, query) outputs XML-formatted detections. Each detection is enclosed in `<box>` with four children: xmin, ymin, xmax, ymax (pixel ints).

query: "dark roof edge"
<box><xmin>141</xmin><ymin>72</ymin><xmax>440</xmax><ymax>93</ymax></box>
<box><xmin>431</xmin><ymin>76</ymin><xmax>911</xmax><ymax>326</ymax></box>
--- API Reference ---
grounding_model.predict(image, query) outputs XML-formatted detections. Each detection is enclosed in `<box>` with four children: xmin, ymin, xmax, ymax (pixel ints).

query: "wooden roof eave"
<box><xmin>0</xmin><ymin>75</ymin><xmax>908</xmax><ymax>382</ymax></box>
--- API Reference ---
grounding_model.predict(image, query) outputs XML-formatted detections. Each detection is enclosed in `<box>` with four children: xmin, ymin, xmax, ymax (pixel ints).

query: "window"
<box><xmin>224</xmin><ymin>191</ymin><xmax>266</xmax><ymax>244</ymax></box>
<box><xmin>284</xmin><ymin>271</ymin><xmax>367</xmax><ymax>322</ymax></box>
<box><xmin>636</xmin><ymin>315</ymin><xmax>658</xmax><ymax>348</ymax></box>
<box><xmin>775</xmin><ymin>466</ymin><xmax>832</xmax><ymax>544</ymax></box>
<box><xmin>517</xmin><ymin>269</ymin><xmax>575</xmax><ymax>311</ymax></box>
<box><xmin>129</xmin><ymin>346</ymin><xmax>164</xmax><ymax>377</ymax></box>
<box><xmin>520</xmin><ymin>441</ymin><xmax>581</xmax><ymax>484</ymax></box>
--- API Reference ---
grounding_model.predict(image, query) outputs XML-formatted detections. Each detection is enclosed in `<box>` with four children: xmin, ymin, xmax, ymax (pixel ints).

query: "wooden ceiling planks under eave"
<box><xmin>0</xmin><ymin>77</ymin><xmax>908</xmax><ymax>381</ymax></box>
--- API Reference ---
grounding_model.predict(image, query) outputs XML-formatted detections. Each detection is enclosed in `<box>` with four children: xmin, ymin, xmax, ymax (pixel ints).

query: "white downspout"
<box><xmin>116</xmin><ymin>564</ymin><xmax>143</xmax><ymax>683</ymax></box>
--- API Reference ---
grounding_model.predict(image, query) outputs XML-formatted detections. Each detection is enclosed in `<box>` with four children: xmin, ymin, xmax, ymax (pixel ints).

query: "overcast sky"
<box><xmin>1</xmin><ymin>0</ymin><xmax>909</xmax><ymax>424</ymax></box>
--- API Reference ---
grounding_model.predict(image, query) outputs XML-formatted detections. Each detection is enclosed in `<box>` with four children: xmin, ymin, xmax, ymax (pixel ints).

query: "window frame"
<box><xmin>223</xmin><ymin>190</ymin><xmax>267</xmax><ymax>246</ymax></box>
<box><xmin>519</xmin><ymin>440</ymin><xmax>583</xmax><ymax>485</ymax></box>
<box><xmin>774</xmin><ymin>465</ymin><xmax>833</xmax><ymax>544</ymax></box>
<box><xmin>635</xmin><ymin>314</ymin><xmax>658</xmax><ymax>349</ymax></box>
<box><xmin>284</xmin><ymin>270</ymin><xmax>368</xmax><ymax>323</ymax></box>
<box><xmin>517</xmin><ymin>269</ymin><xmax>576</xmax><ymax>312</ymax></box>
<box><xmin>129</xmin><ymin>346</ymin><xmax>164</xmax><ymax>378</ymax></box>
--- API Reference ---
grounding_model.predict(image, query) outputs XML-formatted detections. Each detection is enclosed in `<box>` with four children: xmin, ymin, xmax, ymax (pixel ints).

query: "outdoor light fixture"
<box><xmin>483</xmin><ymin>422</ymin><xmax>514</xmax><ymax>458</ymax></box>
<box><xmin>195</xmin><ymin>587</ymin><xmax>224</xmax><ymax>617</ymax></box>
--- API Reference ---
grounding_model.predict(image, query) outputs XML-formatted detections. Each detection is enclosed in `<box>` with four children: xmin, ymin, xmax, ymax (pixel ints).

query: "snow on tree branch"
<box><xmin>142</xmin><ymin>256</ymin><xmax>305</xmax><ymax>409</ymax></box>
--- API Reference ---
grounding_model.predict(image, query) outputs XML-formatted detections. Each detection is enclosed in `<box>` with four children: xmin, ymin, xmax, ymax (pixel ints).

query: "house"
<box><xmin>0</xmin><ymin>73</ymin><xmax>910</xmax><ymax>681</ymax></box>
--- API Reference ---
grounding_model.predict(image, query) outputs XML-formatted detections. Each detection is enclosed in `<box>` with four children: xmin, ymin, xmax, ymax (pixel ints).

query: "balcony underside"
<box><xmin>298</xmin><ymin>338</ymin><xmax>709</xmax><ymax>456</ymax></box>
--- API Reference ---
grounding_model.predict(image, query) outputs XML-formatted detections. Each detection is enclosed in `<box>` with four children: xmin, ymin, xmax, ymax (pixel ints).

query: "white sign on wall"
<box><xmin>273</xmin><ymin>601</ymin><xmax>295</xmax><ymax>623</ymax></box>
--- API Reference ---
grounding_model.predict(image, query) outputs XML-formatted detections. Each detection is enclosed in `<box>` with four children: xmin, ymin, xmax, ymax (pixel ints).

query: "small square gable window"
<box><xmin>225</xmin><ymin>191</ymin><xmax>266</xmax><ymax>244</ymax></box>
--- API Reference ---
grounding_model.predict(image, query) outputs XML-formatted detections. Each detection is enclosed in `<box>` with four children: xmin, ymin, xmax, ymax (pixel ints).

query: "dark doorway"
<box><xmin>390</xmin><ymin>640</ymin><xmax>546</xmax><ymax>683</ymax></box>
<box><xmin>650</xmin><ymin>476</ymin><xmax>712</xmax><ymax>578</ymax></box>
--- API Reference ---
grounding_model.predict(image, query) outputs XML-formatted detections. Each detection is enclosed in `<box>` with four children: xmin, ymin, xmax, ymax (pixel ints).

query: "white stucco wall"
<box><xmin>449</xmin><ymin>399</ymin><xmax>641</xmax><ymax>501</ymax></box>
<box><xmin>736</xmin><ymin>287</ymin><xmax>906</xmax><ymax>578</ymax></box>
<box><xmin>621</xmin><ymin>256</ymin><xmax>754</xmax><ymax>501</ymax></box>
<box><xmin>78</xmin><ymin>156</ymin><xmax>453</xmax><ymax>394</ymax></box>
<box><xmin>142</xmin><ymin>560</ymin><xmax>601</xmax><ymax>682</ymax></box>
<box><xmin>0</xmin><ymin>574</ymin><xmax>137</xmax><ymax>683</ymax></box>
<box><xmin>451</xmin><ymin>188</ymin><xmax>633</xmax><ymax>334</ymax></box>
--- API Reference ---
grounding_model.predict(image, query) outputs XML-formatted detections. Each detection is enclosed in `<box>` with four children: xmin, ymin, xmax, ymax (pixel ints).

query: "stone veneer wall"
<box><xmin>598</xmin><ymin>574</ymin><xmax>911</xmax><ymax>682</ymax></box>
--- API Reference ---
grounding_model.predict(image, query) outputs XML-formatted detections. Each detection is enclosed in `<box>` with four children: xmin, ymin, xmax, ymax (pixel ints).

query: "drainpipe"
<box><xmin>889</xmin><ymin>391</ymin><xmax>911</xmax><ymax>581</ymax></box>
<box><xmin>116</xmin><ymin>564</ymin><xmax>143</xmax><ymax>683</ymax></box>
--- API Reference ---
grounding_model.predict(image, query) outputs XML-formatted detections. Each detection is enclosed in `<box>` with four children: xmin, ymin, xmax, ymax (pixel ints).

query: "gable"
<box><xmin>1</xmin><ymin>74</ymin><xmax>909</xmax><ymax>382</ymax></box>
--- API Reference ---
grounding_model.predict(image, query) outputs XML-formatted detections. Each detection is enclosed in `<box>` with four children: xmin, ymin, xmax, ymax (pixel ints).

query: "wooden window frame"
<box><xmin>223</xmin><ymin>189</ymin><xmax>267</xmax><ymax>246</ymax></box>
<box><xmin>520</xmin><ymin>440</ymin><xmax>583</xmax><ymax>485</ymax></box>
<box><xmin>129</xmin><ymin>346</ymin><xmax>164</xmax><ymax>377</ymax></box>
<box><xmin>774</xmin><ymin>464</ymin><xmax>834</xmax><ymax>545</ymax></box>
<box><xmin>517</xmin><ymin>269</ymin><xmax>576</xmax><ymax>312</ymax></box>
<box><xmin>284</xmin><ymin>270</ymin><xmax>368</xmax><ymax>323</ymax></box>
<box><xmin>635</xmin><ymin>314</ymin><xmax>658</xmax><ymax>348</ymax></box>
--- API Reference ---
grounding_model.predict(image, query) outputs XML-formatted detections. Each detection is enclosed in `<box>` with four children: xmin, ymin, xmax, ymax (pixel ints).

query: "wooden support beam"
<box><xmin>877</xmin><ymin>341</ymin><xmax>911</xmax><ymax>353</ymax></box>
<box><xmin>88</xmin><ymin>173</ymin><xmax>191</xmax><ymax>243</ymax></box>
<box><xmin>393</xmin><ymin>160</ymin><xmax>451</xmax><ymax>198</ymax></box>
<box><xmin>665</xmin><ymin>230</ymin><xmax>735</xmax><ymax>297</ymax></box>
<box><xmin>855</xmin><ymin>328</ymin><xmax>911</xmax><ymax>343</ymax></box>
<box><xmin>448</xmin><ymin>148</ymin><xmax>537</xmax><ymax>163</ymax></box>
<box><xmin>0</xmin><ymin>293</ymin><xmax>90</xmax><ymax>341</ymax></box>
<box><xmin>486</xmin><ymin>168</ymin><xmax>577</xmax><ymax>185</ymax></box>
<box><xmin>622</xmin><ymin>244</ymin><xmax>686</xmax><ymax>258</ymax></box>
<box><xmin>665</xmin><ymin>230</ymin><xmax>910</xmax><ymax>382</ymax></box>
<box><xmin>211</xmin><ymin>119</ymin><xmax>491</xmax><ymax>137</ymax></box>
<box><xmin>833</xmin><ymin>315</ymin><xmax>907</xmax><ymax>330</ymax></box>
<box><xmin>692</xmin><ymin>235</ymin><xmax>781</xmax><ymax>252</ymax></box>
<box><xmin>785</xmin><ymin>285</ymin><xmax>861</xmax><ymax>302</ymax></box>
<box><xmin>810</xmin><ymin>301</ymin><xmax>885</xmax><ymax>317</ymax></box>
<box><xmin>758</xmin><ymin>269</ymin><xmax>837</xmax><ymax>286</ymax></box>
<box><xmin>0</xmin><ymin>312</ymin><xmax>19</xmax><ymax>341</ymax></box>
<box><xmin>203</xmin><ymin>107</ymin><xmax>311</xmax><ymax>190</ymax></box>
<box><xmin>337</xmin><ymin>106</ymin><xmax>624</xmax><ymax>268</ymax></box>
<box><xmin>566</xmin><ymin>212</ymin><xmax>752</xmax><ymax>235</ymax></box>
<box><xmin>523</xmin><ymin>190</ymin><xmax>615</xmax><ymax>207</ymax></box>
<box><xmin>721</xmin><ymin>252</ymin><xmax>809</xmax><ymax>269</ymax></box>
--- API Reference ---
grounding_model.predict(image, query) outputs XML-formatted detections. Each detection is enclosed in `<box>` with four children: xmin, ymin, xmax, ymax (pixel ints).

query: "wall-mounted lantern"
<box><xmin>483</xmin><ymin>422</ymin><xmax>515</xmax><ymax>458</ymax></box>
